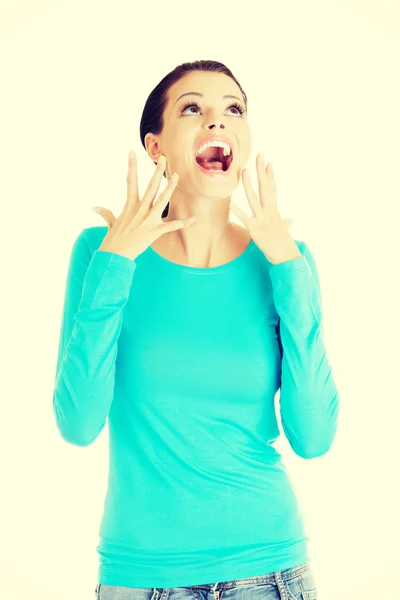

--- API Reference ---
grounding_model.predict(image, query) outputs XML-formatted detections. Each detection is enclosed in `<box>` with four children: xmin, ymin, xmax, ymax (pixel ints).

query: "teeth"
<box><xmin>195</xmin><ymin>140</ymin><xmax>231</xmax><ymax>157</ymax></box>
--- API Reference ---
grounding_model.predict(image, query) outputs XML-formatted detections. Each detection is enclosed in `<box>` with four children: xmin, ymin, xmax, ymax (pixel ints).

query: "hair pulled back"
<box><xmin>139</xmin><ymin>60</ymin><xmax>247</xmax><ymax>218</ymax></box>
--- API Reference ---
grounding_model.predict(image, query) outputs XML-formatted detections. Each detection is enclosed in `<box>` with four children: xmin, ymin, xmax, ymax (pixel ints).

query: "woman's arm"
<box><xmin>53</xmin><ymin>228</ymin><xmax>136</xmax><ymax>446</ymax></box>
<box><xmin>271</xmin><ymin>241</ymin><xmax>340</xmax><ymax>459</ymax></box>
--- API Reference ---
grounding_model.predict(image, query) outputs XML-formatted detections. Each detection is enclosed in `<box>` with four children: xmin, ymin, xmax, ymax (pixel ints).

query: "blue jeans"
<box><xmin>95</xmin><ymin>562</ymin><xmax>317</xmax><ymax>599</ymax></box>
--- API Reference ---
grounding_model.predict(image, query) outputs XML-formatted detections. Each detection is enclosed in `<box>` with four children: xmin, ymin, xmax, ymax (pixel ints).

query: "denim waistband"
<box><xmin>189</xmin><ymin>562</ymin><xmax>310</xmax><ymax>591</ymax></box>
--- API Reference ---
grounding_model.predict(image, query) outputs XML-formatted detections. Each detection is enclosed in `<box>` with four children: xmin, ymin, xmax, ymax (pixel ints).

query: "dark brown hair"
<box><xmin>139</xmin><ymin>60</ymin><xmax>248</xmax><ymax>217</ymax></box>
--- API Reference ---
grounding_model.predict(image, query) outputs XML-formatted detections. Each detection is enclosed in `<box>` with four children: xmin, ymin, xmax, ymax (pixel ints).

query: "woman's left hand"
<box><xmin>229</xmin><ymin>154</ymin><xmax>302</xmax><ymax>265</ymax></box>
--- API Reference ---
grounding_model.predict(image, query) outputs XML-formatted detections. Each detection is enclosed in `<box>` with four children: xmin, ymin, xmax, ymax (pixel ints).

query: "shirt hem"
<box><xmin>98</xmin><ymin>548</ymin><xmax>310</xmax><ymax>589</ymax></box>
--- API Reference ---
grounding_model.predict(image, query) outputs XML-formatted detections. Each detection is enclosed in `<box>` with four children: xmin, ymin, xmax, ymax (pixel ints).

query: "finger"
<box><xmin>258</xmin><ymin>157</ymin><xmax>279</xmax><ymax>214</ymax></box>
<box><xmin>140</xmin><ymin>155</ymin><xmax>167</xmax><ymax>211</ymax></box>
<box><xmin>229</xmin><ymin>202</ymin><xmax>253</xmax><ymax>229</ymax></box>
<box><xmin>153</xmin><ymin>215</ymin><xmax>195</xmax><ymax>240</ymax></box>
<box><xmin>92</xmin><ymin>207</ymin><xmax>116</xmax><ymax>228</ymax></box>
<box><xmin>164</xmin><ymin>217</ymin><xmax>195</xmax><ymax>232</ymax></box>
<box><xmin>151</xmin><ymin>172</ymin><xmax>179</xmax><ymax>219</ymax></box>
<box><xmin>126</xmin><ymin>150</ymin><xmax>139</xmax><ymax>208</ymax></box>
<box><xmin>242</xmin><ymin>169</ymin><xmax>261</xmax><ymax>218</ymax></box>
<box><xmin>256</xmin><ymin>153</ymin><xmax>269</xmax><ymax>209</ymax></box>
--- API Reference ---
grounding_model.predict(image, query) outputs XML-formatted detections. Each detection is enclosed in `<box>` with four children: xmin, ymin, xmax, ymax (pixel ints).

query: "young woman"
<box><xmin>53</xmin><ymin>59</ymin><xmax>339</xmax><ymax>599</ymax></box>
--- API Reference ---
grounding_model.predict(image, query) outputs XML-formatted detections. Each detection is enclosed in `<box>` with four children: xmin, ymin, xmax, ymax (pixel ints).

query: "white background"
<box><xmin>1</xmin><ymin>0</ymin><xmax>399</xmax><ymax>598</ymax></box>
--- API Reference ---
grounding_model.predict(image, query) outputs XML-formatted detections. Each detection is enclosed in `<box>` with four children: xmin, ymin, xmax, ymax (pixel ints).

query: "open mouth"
<box><xmin>195</xmin><ymin>146</ymin><xmax>234</xmax><ymax>173</ymax></box>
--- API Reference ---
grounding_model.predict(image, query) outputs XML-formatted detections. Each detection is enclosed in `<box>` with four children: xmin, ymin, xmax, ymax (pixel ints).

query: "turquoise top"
<box><xmin>53</xmin><ymin>226</ymin><xmax>339</xmax><ymax>588</ymax></box>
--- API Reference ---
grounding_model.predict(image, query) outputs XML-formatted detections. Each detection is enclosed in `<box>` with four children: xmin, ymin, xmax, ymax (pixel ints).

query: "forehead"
<box><xmin>167</xmin><ymin>71</ymin><xmax>244</xmax><ymax>107</ymax></box>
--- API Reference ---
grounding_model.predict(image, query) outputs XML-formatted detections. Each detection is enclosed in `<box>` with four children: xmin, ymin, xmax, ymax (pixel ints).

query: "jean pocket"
<box><xmin>300</xmin><ymin>567</ymin><xmax>318</xmax><ymax>600</ymax></box>
<box><xmin>301</xmin><ymin>592</ymin><xmax>317</xmax><ymax>600</ymax></box>
<box><xmin>283</xmin><ymin>567</ymin><xmax>318</xmax><ymax>600</ymax></box>
<box><xmin>95</xmin><ymin>583</ymin><xmax>101</xmax><ymax>598</ymax></box>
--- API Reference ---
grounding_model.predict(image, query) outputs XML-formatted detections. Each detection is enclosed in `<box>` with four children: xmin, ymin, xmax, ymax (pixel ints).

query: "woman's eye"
<box><xmin>181</xmin><ymin>102</ymin><xmax>244</xmax><ymax>116</ymax></box>
<box><xmin>182</xmin><ymin>105</ymin><xmax>200</xmax><ymax>114</ymax></box>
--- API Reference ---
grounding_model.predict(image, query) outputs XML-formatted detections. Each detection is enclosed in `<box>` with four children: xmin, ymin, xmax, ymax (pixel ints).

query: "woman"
<box><xmin>53</xmin><ymin>59</ymin><xmax>339</xmax><ymax>599</ymax></box>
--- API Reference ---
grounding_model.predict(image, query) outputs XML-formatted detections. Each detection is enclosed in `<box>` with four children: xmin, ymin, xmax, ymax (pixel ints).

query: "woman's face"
<box><xmin>146</xmin><ymin>71</ymin><xmax>252</xmax><ymax>198</ymax></box>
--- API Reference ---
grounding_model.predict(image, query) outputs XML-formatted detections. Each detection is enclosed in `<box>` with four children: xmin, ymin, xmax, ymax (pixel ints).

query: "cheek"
<box><xmin>234</xmin><ymin>128</ymin><xmax>252</xmax><ymax>162</ymax></box>
<box><xmin>241</xmin><ymin>139</ymin><xmax>252</xmax><ymax>165</ymax></box>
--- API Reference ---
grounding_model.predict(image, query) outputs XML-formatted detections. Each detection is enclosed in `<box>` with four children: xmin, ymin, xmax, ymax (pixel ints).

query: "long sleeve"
<box><xmin>269</xmin><ymin>241</ymin><xmax>340</xmax><ymax>459</ymax></box>
<box><xmin>69</xmin><ymin>230</ymin><xmax>326</xmax><ymax>586</ymax></box>
<box><xmin>53</xmin><ymin>229</ymin><xmax>137</xmax><ymax>447</ymax></box>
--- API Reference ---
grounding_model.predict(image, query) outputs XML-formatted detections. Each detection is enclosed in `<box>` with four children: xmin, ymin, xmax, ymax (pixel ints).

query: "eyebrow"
<box><xmin>174</xmin><ymin>92</ymin><xmax>244</xmax><ymax>105</ymax></box>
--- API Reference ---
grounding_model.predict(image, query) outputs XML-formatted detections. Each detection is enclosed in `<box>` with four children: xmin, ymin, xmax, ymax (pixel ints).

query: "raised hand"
<box><xmin>93</xmin><ymin>151</ymin><xmax>195</xmax><ymax>261</ymax></box>
<box><xmin>229</xmin><ymin>154</ymin><xmax>301</xmax><ymax>265</ymax></box>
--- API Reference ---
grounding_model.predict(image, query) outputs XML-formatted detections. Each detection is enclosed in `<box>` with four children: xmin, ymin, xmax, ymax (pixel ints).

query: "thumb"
<box><xmin>92</xmin><ymin>207</ymin><xmax>116</xmax><ymax>230</ymax></box>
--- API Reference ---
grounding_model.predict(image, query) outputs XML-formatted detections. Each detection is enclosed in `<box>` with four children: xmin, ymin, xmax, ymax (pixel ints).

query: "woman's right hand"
<box><xmin>93</xmin><ymin>151</ymin><xmax>195</xmax><ymax>261</ymax></box>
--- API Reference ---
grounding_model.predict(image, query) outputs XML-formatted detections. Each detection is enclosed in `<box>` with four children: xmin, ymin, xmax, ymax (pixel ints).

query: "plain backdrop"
<box><xmin>1</xmin><ymin>0</ymin><xmax>399</xmax><ymax>599</ymax></box>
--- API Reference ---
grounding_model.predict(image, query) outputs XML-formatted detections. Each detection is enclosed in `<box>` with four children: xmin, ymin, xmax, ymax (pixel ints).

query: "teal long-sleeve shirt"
<box><xmin>53</xmin><ymin>226</ymin><xmax>340</xmax><ymax>588</ymax></box>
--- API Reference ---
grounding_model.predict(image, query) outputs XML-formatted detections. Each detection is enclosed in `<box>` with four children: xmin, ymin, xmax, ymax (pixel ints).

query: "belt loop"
<box><xmin>212</xmin><ymin>582</ymin><xmax>220</xmax><ymax>600</ymax></box>
<box><xmin>274</xmin><ymin>571</ymin><xmax>289</xmax><ymax>600</ymax></box>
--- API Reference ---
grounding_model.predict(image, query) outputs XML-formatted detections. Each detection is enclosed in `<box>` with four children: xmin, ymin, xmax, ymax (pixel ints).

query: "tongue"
<box><xmin>195</xmin><ymin>146</ymin><xmax>225</xmax><ymax>171</ymax></box>
<box><xmin>198</xmin><ymin>159</ymin><xmax>224</xmax><ymax>171</ymax></box>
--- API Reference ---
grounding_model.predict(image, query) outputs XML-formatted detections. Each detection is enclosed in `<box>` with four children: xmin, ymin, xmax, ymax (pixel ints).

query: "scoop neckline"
<box><xmin>146</xmin><ymin>237</ymin><xmax>257</xmax><ymax>274</ymax></box>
